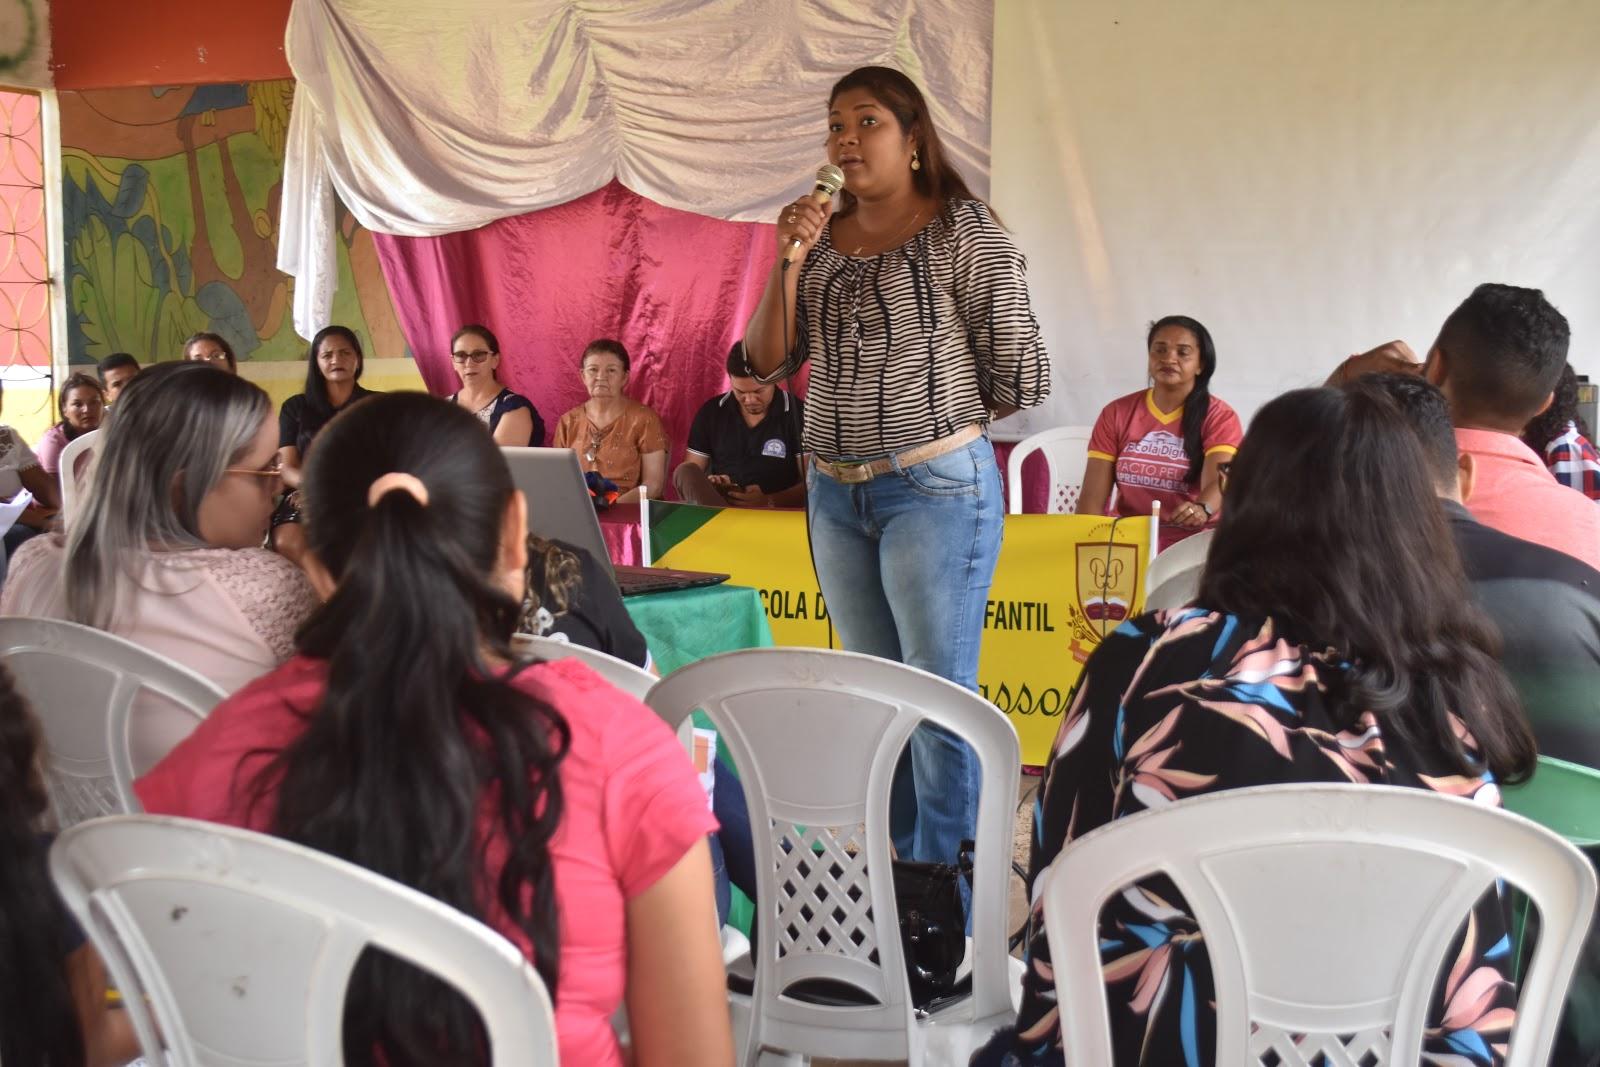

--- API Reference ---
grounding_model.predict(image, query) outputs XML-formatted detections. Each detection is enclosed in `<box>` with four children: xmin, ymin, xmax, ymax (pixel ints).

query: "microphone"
<box><xmin>781</xmin><ymin>163</ymin><xmax>846</xmax><ymax>270</ymax></box>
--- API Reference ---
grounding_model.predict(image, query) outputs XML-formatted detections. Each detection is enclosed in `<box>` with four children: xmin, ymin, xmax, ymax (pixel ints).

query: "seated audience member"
<box><xmin>673</xmin><ymin>342</ymin><xmax>805</xmax><ymax>508</ymax></box>
<box><xmin>274</xmin><ymin>325</ymin><xmax>376</xmax><ymax>563</ymax></box>
<box><xmin>976</xmin><ymin>386</ymin><xmax>1535</xmax><ymax>1067</ymax></box>
<box><xmin>518</xmin><ymin>534</ymin><xmax>649</xmax><ymax>668</ymax></box>
<box><xmin>1</xmin><ymin>362</ymin><xmax>317</xmax><ymax>707</ymax></box>
<box><xmin>1360</xmin><ymin>372</ymin><xmax>1600</xmax><ymax>768</ymax></box>
<box><xmin>95</xmin><ymin>351</ymin><xmax>140</xmax><ymax>407</ymax></box>
<box><xmin>0</xmin><ymin>662</ymin><xmax>139</xmax><ymax>1066</ymax></box>
<box><xmin>183</xmin><ymin>331</ymin><xmax>237</xmax><ymax>373</ymax></box>
<box><xmin>553</xmin><ymin>339</ymin><xmax>668</xmax><ymax>502</ymax></box>
<box><xmin>1522</xmin><ymin>363</ymin><xmax>1600</xmax><ymax>502</ymax></box>
<box><xmin>35</xmin><ymin>372</ymin><xmax>104</xmax><ymax>477</ymax></box>
<box><xmin>1423</xmin><ymin>283</ymin><xmax>1600</xmax><ymax>567</ymax></box>
<box><xmin>449</xmin><ymin>323</ymin><xmax>545</xmax><ymax>446</ymax></box>
<box><xmin>514</xmin><ymin>532</ymin><xmax>753</xmax><ymax>925</ymax></box>
<box><xmin>0</xmin><ymin>379</ymin><xmax>62</xmax><ymax>575</ymax></box>
<box><xmin>135</xmin><ymin>393</ymin><xmax>733</xmax><ymax>1067</ymax></box>
<box><xmin>1323</xmin><ymin>339</ymin><xmax>1422</xmax><ymax>386</ymax></box>
<box><xmin>1075</xmin><ymin>316</ymin><xmax>1241</xmax><ymax>549</ymax></box>
<box><xmin>182</xmin><ymin>331</ymin><xmax>236</xmax><ymax>374</ymax></box>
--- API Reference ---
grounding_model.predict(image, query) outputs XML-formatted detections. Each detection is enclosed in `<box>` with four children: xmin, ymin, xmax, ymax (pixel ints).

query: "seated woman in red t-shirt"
<box><xmin>136</xmin><ymin>393</ymin><xmax>733</xmax><ymax>1067</ymax></box>
<box><xmin>1076</xmin><ymin>316</ymin><xmax>1242</xmax><ymax>549</ymax></box>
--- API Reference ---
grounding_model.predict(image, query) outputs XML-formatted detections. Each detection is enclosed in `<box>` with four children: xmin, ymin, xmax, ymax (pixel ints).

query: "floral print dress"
<box><xmin>973</xmin><ymin>608</ymin><xmax>1517</xmax><ymax>1067</ymax></box>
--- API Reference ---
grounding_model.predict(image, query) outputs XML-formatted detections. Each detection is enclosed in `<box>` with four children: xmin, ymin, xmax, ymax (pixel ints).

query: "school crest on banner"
<box><xmin>648</xmin><ymin>503</ymin><xmax>1152</xmax><ymax>765</ymax></box>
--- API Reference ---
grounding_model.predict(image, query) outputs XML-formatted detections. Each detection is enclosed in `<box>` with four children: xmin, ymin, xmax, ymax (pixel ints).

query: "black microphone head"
<box><xmin>814</xmin><ymin>163</ymin><xmax>845</xmax><ymax>199</ymax></box>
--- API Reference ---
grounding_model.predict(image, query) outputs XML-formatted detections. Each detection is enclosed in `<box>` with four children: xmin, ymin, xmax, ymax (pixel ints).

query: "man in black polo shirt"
<box><xmin>673</xmin><ymin>343</ymin><xmax>806</xmax><ymax>508</ymax></box>
<box><xmin>1355</xmin><ymin>373</ymin><xmax>1600</xmax><ymax>769</ymax></box>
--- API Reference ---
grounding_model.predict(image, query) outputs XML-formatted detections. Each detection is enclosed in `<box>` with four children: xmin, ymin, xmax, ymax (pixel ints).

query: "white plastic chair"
<box><xmin>51</xmin><ymin>815</ymin><xmax>558</xmax><ymax>1065</ymax></box>
<box><xmin>56</xmin><ymin>426</ymin><xmax>99</xmax><ymax>524</ymax></box>
<box><xmin>1038</xmin><ymin>783</ymin><xmax>1598</xmax><ymax>1067</ymax></box>
<box><xmin>0</xmin><ymin>617</ymin><xmax>226</xmax><ymax>824</ymax></box>
<box><xmin>1142</xmin><ymin>528</ymin><xmax>1214</xmax><ymax>611</ymax></box>
<box><xmin>1006</xmin><ymin>425</ymin><xmax>1093</xmax><ymax>514</ymax></box>
<box><xmin>512</xmin><ymin>631</ymin><xmax>655</xmax><ymax>700</ymax></box>
<box><xmin>646</xmin><ymin>647</ymin><xmax>1021</xmax><ymax>1066</ymax></box>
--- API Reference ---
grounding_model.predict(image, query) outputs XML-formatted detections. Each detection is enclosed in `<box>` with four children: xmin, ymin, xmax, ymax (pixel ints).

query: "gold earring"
<box><xmin>910</xmin><ymin>148</ymin><xmax>921</xmax><ymax>171</ymax></box>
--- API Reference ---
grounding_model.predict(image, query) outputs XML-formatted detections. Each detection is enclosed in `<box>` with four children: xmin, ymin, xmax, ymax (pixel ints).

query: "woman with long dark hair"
<box><xmin>270</xmin><ymin>326</ymin><xmax>377</xmax><ymax>561</ymax></box>
<box><xmin>742</xmin><ymin>66</ymin><xmax>1050</xmax><ymax>875</ymax></box>
<box><xmin>0</xmin><ymin>662</ymin><xmax>137</xmax><ymax>1066</ymax></box>
<box><xmin>136</xmin><ymin>393</ymin><xmax>731</xmax><ymax>1066</ymax></box>
<box><xmin>978</xmin><ymin>386</ymin><xmax>1537</xmax><ymax>1066</ymax></box>
<box><xmin>1075</xmin><ymin>315</ymin><xmax>1242</xmax><ymax>549</ymax></box>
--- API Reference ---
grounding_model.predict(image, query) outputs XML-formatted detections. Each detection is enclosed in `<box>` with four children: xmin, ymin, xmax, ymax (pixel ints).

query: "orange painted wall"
<box><xmin>51</xmin><ymin>0</ymin><xmax>292</xmax><ymax>89</ymax></box>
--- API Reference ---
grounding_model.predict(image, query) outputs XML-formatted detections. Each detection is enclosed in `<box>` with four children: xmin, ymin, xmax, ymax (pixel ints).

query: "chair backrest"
<box><xmin>1039</xmin><ymin>783</ymin><xmax>1597</xmax><ymax>1067</ymax></box>
<box><xmin>51</xmin><ymin>815</ymin><xmax>557</xmax><ymax>1066</ymax></box>
<box><xmin>646</xmin><ymin>647</ymin><xmax>1020</xmax><ymax>1062</ymax></box>
<box><xmin>56</xmin><ymin>427</ymin><xmax>99</xmax><ymax>524</ymax></box>
<box><xmin>512</xmin><ymin>632</ymin><xmax>655</xmax><ymax>701</ymax></box>
<box><xmin>1500</xmin><ymin>754</ymin><xmax>1600</xmax><ymax>847</ymax></box>
<box><xmin>0</xmin><ymin>617</ymin><xmax>226</xmax><ymax>823</ymax></box>
<box><xmin>1142</xmin><ymin>528</ymin><xmax>1214</xmax><ymax>611</ymax></box>
<box><xmin>1006</xmin><ymin>425</ymin><xmax>1093</xmax><ymax>514</ymax></box>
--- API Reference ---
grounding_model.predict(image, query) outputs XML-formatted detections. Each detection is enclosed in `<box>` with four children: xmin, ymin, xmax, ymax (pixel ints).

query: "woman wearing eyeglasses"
<box><xmin>552</xmin><ymin>339</ymin><xmax>668</xmax><ymax>502</ymax></box>
<box><xmin>0</xmin><ymin>362</ymin><xmax>317</xmax><ymax>736</ymax></box>
<box><xmin>182</xmin><ymin>331</ymin><xmax>239</xmax><ymax>373</ymax></box>
<box><xmin>448</xmin><ymin>324</ymin><xmax>545</xmax><ymax>447</ymax></box>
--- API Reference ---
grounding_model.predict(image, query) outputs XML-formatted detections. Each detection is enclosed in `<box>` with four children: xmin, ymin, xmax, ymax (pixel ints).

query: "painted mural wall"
<box><xmin>57</xmin><ymin>80</ymin><xmax>420</xmax><ymax>408</ymax></box>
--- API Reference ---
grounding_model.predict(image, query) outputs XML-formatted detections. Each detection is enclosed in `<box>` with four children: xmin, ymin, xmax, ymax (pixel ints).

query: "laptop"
<box><xmin>500</xmin><ymin>447</ymin><xmax>729</xmax><ymax>597</ymax></box>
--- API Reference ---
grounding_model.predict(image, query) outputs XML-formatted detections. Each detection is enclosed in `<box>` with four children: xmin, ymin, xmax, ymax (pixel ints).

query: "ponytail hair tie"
<box><xmin>367</xmin><ymin>472</ymin><xmax>430</xmax><ymax>508</ymax></box>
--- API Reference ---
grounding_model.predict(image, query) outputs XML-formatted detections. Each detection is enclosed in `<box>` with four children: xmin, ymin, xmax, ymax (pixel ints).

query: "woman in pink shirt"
<box><xmin>1076</xmin><ymin>316</ymin><xmax>1242</xmax><ymax>549</ymax></box>
<box><xmin>136</xmin><ymin>393</ymin><xmax>732</xmax><ymax>1067</ymax></box>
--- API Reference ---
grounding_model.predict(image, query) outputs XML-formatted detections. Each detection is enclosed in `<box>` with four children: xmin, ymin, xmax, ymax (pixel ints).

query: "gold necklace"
<box><xmin>849</xmin><ymin>208</ymin><xmax>924</xmax><ymax>256</ymax></box>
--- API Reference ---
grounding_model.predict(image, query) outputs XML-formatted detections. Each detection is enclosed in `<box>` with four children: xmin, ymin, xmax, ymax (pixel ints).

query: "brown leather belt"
<box><xmin>812</xmin><ymin>424</ymin><xmax>984</xmax><ymax>485</ymax></box>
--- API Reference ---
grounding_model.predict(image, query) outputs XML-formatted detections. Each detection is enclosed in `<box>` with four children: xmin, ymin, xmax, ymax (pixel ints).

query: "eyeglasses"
<box><xmin>188</xmin><ymin>350</ymin><xmax>231</xmax><ymax>364</ymax></box>
<box><xmin>451</xmin><ymin>349</ymin><xmax>494</xmax><ymax>364</ymax></box>
<box><xmin>224</xmin><ymin>459</ymin><xmax>283</xmax><ymax>479</ymax></box>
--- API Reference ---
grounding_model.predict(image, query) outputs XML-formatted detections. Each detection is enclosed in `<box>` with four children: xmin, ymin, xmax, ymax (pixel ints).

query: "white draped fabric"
<box><xmin>279</xmin><ymin>0</ymin><xmax>995</xmax><ymax>338</ymax></box>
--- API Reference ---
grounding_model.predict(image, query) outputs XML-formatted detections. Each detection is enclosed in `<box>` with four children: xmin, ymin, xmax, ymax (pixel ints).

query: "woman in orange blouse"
<box><xmin>552</xmin><ymin>339</ymin><xmax>668</xmax><ymax>502</ymax></box>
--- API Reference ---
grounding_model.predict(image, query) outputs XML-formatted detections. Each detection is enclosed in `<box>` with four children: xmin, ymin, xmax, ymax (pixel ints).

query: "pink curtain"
<box><xmin>371</xmin><ymin>181</ymin><xmax>803</xmax><ymax>475</ymax></box>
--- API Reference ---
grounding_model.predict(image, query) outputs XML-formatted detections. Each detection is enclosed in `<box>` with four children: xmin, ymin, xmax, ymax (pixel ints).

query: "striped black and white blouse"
<box><xmin>761</xmin><ymin>199</ymin><xmax>1051</xmax><ymax>460</ymax></box>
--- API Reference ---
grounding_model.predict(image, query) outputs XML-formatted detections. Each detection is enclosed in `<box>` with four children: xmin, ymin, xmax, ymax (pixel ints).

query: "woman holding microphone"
<box><xmin>743</xmin><ymin>66</ymin><xmax>1050</xmax><ymax>876</ymax></box>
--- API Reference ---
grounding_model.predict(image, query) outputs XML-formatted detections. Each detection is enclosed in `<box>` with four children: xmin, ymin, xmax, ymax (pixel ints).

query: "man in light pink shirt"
<box><xmin>1424</xmin><ymin>283</ymin><xmax>1600</xmax><ymax>570</ymax></box>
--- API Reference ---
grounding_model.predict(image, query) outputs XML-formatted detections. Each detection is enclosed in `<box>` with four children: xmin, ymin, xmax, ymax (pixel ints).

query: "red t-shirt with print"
<box><xmin>1088</xmin><ymin>389</ymin><xmax>1242</xmax><ymax>539</ymax></box>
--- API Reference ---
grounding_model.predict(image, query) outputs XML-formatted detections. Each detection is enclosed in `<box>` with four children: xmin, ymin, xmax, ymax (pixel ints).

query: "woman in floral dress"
<box><xmin>975</xmin><ymin>384</ymin><xmax>1537</xmax><ymax>1066</ymax></box>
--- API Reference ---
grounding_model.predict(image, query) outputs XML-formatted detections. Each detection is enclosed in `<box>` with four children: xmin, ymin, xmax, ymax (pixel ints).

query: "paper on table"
<box><xmin>0</xmin><ymin>489</ymin><xmax>33</xmax><ymax>538</ymax></box>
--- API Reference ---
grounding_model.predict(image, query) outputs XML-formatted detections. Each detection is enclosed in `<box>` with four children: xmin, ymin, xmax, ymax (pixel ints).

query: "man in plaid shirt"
<box><xmin>1542</xmin><ymin>421</ymin><xmax>1600</xmax><ymax>501</ymax></box>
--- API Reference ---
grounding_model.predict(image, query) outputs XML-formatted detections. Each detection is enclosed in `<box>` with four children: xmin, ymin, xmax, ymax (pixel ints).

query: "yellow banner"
<box><xmin>651</xmin><ymin>505</ymin><xmax>1152</xmax><ymax>765</ymax></box>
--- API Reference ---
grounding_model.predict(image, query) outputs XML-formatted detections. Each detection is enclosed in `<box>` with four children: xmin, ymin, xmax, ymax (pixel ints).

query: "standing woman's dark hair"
<box><xmin>302</xmin><ymin>325</ymin><xmax>365</xmax><ymax>422</ymax></box>
<box><xmin>1199</xmin><ymin>386</ymin><xmax>1536</xmax><ymax>783</ymax></box>
<box><xmin>0</xmin><ymin>664</ymin><xmax>83</xmax><ymax>1067</ymax></box>
<box><xmin>253</xmin><ymin>393</ymin><xmax>571</xmax><ymax>1062</ymax></box>
<box><xmin>827</xmin><ymin>65</ymin><xmax>984</xmax><ymax>220</ymax></box>
<box><xmin>1148</xmin><ymin>315</ymin><xmax>1216</xmax><ymax>484</ymax></box>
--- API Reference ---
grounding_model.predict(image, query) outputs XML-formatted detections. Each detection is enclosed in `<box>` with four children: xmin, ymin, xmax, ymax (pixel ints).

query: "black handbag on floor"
<box><xmin>892</xmin><ymin>840</ymin><xmax>974</xmax><ymax>1010</ymax></box>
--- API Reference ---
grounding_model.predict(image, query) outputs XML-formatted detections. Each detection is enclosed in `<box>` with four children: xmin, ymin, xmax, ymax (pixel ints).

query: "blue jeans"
<box><xmin>806</xmin><ymin>436</ymin><xmax>1004</xmax><ymax>872</ymax></box>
